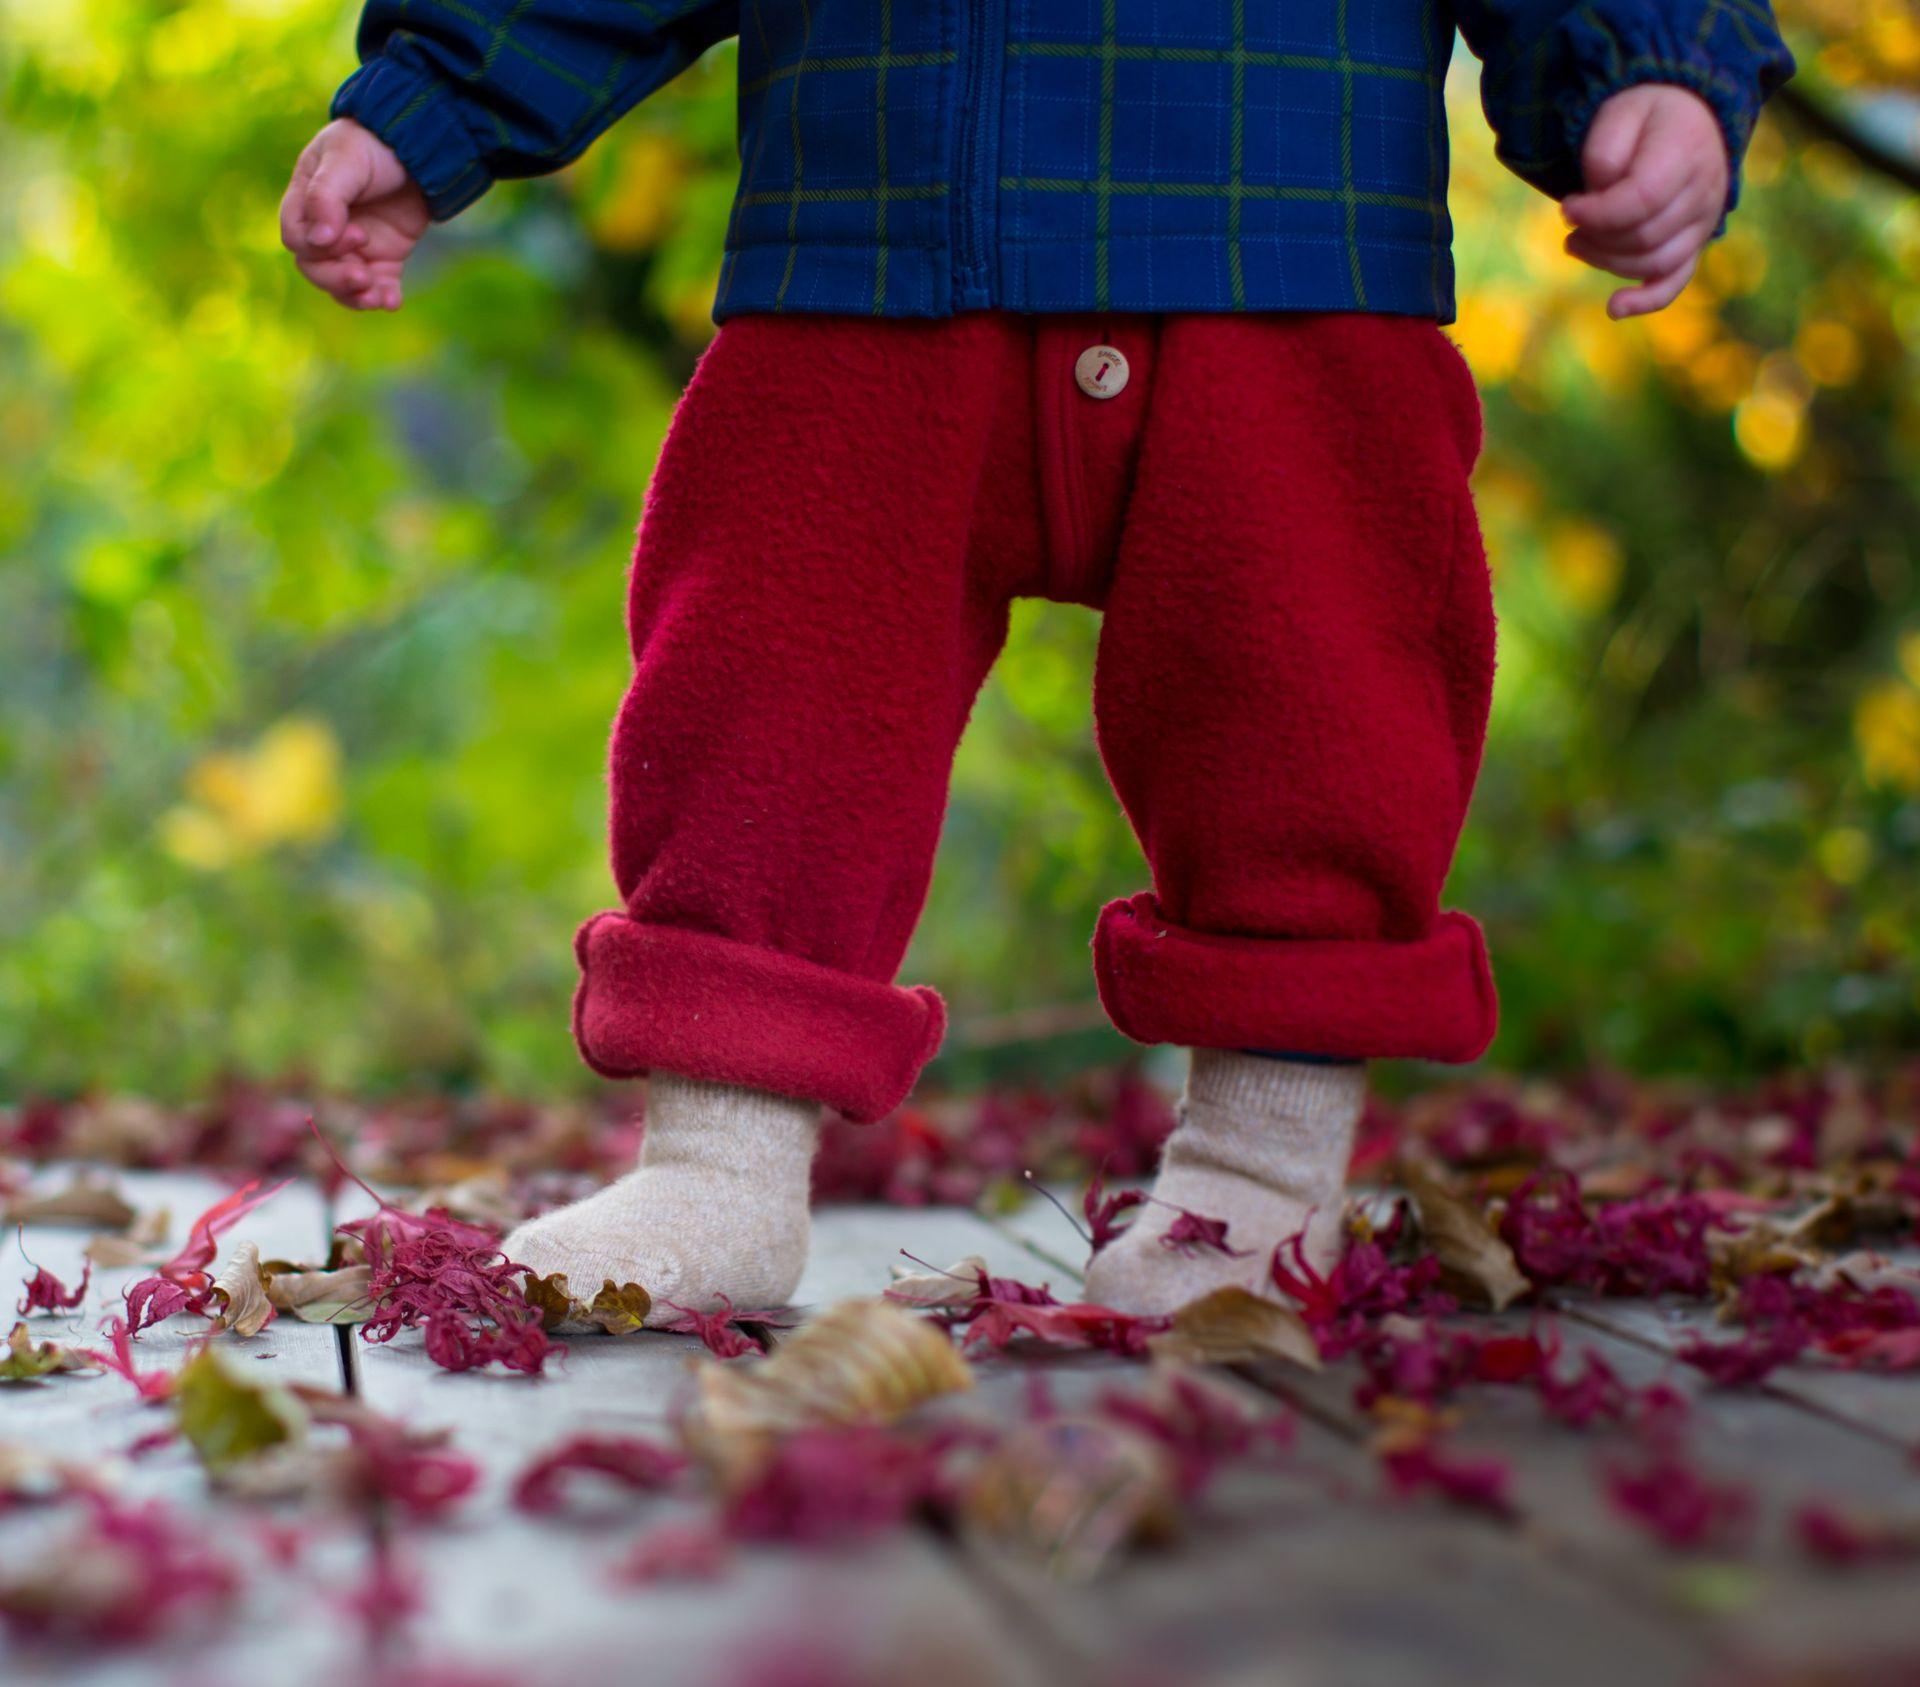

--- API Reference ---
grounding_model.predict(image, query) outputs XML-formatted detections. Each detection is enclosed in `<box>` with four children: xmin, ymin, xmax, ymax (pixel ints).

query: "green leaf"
<box><xmin>172</xmin><ymin>1346</ymin><xmax>307</xmax><ymax>1471</ymax></box>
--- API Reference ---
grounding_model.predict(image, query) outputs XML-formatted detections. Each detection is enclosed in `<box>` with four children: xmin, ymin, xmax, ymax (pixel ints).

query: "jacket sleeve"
<box><xmin>1453</xmin><ymin>0</ymin><xmax>1795</xmax><ymax>215</ymax></box>
<box><xmin>330</xmin><ymin>0</ymin><xmax>740</xmax><ymax>220</ymax></box>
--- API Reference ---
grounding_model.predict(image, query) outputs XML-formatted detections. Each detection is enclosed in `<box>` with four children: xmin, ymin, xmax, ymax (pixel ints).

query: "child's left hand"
<box><xmin>1561</xmin><ymin>85</ymin><xmax>1730</xmax><ymax>320</ymax></box>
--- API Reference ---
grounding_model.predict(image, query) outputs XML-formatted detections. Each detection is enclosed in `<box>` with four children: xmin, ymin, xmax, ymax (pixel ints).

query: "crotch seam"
<box><xmin>1035</xmin><ymin>325</ymin><xmax>1091</xmax><ymax>602</ymax></box>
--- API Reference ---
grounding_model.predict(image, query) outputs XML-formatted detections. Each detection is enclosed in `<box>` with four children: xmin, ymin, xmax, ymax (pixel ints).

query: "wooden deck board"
<box><xmin>0</xmin><ymin>1168</ymin><xmax>364</xmax><ymax>1687</ymax></box>
<box><xmin>953</xmin><ymin>1362</ymin><xmax>1711</xmax><ymax>1687</ymax></box>
<box><xmin>8</xmin><ymin>1172</ymin><xmax>1920</xmax><ymax>1683</ymax></box>
<box><xmin>343</xmin><ymin>1198</ymin><xmax>1059</xmax><ymax>1685</ymax></box>
<box><xmin>1564</xmin><ymin>1293</ymin><xmax>1920</xmax><ymax>1447</ymax></box>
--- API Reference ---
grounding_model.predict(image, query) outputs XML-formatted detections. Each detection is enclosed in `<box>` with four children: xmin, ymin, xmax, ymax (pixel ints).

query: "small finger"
<box><xmin>1566</xmin><ymin>224</ymin><xmax>1707</xmax><ymax>283</ymax></box>
<box><xmin>1564</xmin><ymin>154</ymin><xmax>1689</xmax><ymax>235</ymax></box>
<box><xmin>1573</xmin><ymin>185</ymin><xmax>1713</xmax><ymax>257</ymax></box>
<box><xmin>1609</xmin><ymin>254</ymin><xmax>1699</xmax><ymax>319</ymax></box>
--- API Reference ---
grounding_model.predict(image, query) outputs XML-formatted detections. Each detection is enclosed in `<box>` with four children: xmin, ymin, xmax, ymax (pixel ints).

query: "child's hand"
<box><xmin>281</xmin><ymin>119</ymin><xmax>429</xmax><ymax>312</ymax></box>
<box><xmin>1561</xmin><ymin>85</ymin><xmax>1729</xmax><ymax>320</ymax></box>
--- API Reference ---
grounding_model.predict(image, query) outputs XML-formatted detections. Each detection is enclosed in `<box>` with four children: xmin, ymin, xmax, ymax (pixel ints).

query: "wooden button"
<box><xmin>1074</xmin><ymin>344</ymin><xmax>1130</xmax><ymax>399</ymax></box>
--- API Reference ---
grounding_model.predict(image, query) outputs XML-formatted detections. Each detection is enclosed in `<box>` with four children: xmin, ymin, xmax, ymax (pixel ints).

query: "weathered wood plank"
<box><xmin>953</xmin><ymin>1361</ymin><xmax>1709</xmax><ymax>1687</ymax></box>
<box><xmin>1563</xmin><ymin>1293</ymin><xmax>1920</xmax><ymax>1449</ymax></box>
<box><xmin>0</xmin><ymin>1166</ymin><xmax>360</xmax><ymax>1685</ymax></box>
<box><xmin>979</xmin><ymin>1190</ymin><xmax>1920</xmax><ymax>1674</ymax></box>
<box><xmin>340</xmin><ymin>1200</ymin><xmax>1062</xmax><ymax>1685</ymax></box>
<box><xmin>2</xmin><ymin>1167</ymin><xmax>345</xmax><ymax>1475</ymax></box>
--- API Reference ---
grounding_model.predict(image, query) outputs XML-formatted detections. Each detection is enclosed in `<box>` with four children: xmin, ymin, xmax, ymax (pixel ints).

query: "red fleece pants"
<box><xmin>573</xmin><ymin>312</ymin><xmax>1498</xmax><ymax>1122</ymax></box>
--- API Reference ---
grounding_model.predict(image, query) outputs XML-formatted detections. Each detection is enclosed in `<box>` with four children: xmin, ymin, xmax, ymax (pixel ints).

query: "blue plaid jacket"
<box><xmin>332</xmin><ymin>0</ymin><xmax>1792</xmax><ymax>323</ymax></box>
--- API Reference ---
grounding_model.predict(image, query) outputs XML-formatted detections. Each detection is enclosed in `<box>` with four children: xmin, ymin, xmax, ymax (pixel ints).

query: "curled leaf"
<box><xmin>962</xmin><ymin>1416</ymin><xmax>1178</xmax><ymax>1581</ymax></box>
<box><xmin>207</xmin><ymin>1242</ymin><xmax>276</xmax><ymax>1339</ymax></box>
<box><xmin>582</xmin><ymin>1279</ymin><xmax>653</xmax><ymax>1336</ymax></box>
<box><xmin>684</xmin><ymin>1299</ymin><xmax>972</xmax><ymax>1481</ymax></box>
<box><xmin>1406</xmin><ymin>1166</ymin><xmax>1528</xmax><ymax>1312</ymax></box>
<box><xmin>0</xmin><ymin>1321</ymin><xmax>100</xmax><ymax>1384</ymax></box>
<box><xmin>522</xmin><ymin>1270</ymin><xmax>576</xmax><ymax>1332</ymax></box>
<box><xmin>1147</xmin><ymin>1286</ymin><xmax>1322</xmax><ymax>1371</ymax></box>
<box><xmin>172</xmin><ymin>1346</ymin><xmax>307</xmax><ymax>1472</ymax></box>
<box><xmin>512</xmin><ymin>1434</ymin><xmax>686</xmax><ymax>1514</ymax></box>
<box><xmin>85</xmin><ymin>1206</ymin><xmax>170</xmax><ymax>1269</ymax></box>
<box><xmin>79</xmin><ymin>1318</ymin><xmax>174</xmax><ymax>1403</ymax></box>
<box><xmin>16</xmin><ymin>1258</ymin><xmax>90</xmax><ymax>1316</ymax></box>
<box><xmin>886</xmin><ymin>1256</ymin><xmax>991</xmax><ymax>1309</ymax></box>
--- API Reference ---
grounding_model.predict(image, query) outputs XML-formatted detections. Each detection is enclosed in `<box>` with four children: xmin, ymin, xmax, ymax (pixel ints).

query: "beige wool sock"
<box><xmin>502</xmin><ymin>1072</ymin><xmax>819</xmax><ymax>1324</ymax></box>
<box><xmin>1082</xmin><ymin>1050</ymin><xmax>1365</xmax><ymax>1317</ymax></box>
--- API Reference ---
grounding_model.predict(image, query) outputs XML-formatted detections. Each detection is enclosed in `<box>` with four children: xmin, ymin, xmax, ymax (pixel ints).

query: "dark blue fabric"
<box><xmin>331</xmin><ymin>0</ymin><xmax>1792</xmax><ymax>323</ymax></box>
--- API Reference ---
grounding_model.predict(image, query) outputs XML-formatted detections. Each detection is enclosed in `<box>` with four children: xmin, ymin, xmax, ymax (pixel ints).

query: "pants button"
<box><xmin>1074</xmin><ymin>344</ymin><xmax>1130</xmax><ymax>399</ymax></box>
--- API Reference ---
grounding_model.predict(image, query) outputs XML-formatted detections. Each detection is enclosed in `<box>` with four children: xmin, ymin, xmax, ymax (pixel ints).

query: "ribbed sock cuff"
<box><xmin>1187</xmin><ymin>1047</ymin><xmax>1368</xmax><ymax>1120</ymax></box>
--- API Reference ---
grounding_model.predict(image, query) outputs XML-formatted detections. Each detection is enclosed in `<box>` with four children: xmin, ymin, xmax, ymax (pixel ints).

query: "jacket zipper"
<box><xmin>952</xmin><ymin>0</ymin><xmax>1004</xmax><ymax>308</ymax></box>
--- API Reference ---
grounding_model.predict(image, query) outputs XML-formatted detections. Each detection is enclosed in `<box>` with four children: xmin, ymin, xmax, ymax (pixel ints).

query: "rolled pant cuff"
<box><xmin>572</xmin><ymin>912</ymin><xmax>947</xmax><ymax>1124</ymax></box>
<box><xmin>1092</xmin><ymin>893</ymin><xmax>1497</xmax><ymax>1064</ymax></box>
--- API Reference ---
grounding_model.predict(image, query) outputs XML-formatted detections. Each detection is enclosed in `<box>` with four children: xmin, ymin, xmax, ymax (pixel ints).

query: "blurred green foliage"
<box><xmin>2</xmin><ymin>0</ymin><xmax>1918</xmax><ymax>1099</ymax></box>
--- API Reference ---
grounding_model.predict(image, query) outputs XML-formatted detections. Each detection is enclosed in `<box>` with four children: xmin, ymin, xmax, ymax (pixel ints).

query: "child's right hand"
<box><xmin>280</xmin><ymin>119</ymin><xmax>429</xmax><ymax>312</ymax></box>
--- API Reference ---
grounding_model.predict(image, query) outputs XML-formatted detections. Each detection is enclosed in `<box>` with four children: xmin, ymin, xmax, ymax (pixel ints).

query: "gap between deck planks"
<box><xmin>0</xmin><ymin>1167</ymin><xmax>368</xmax><ymax>1687</ymax></box>
<box><xmin>9</xmin><ymin>1168</ymin><xmax>1920</xmax><ymax>1685</ymax></box>
<box><xmin>995</xmin><ymin>1182</ymin><xmax>1920</xmax><ymax>1678</ymax></box>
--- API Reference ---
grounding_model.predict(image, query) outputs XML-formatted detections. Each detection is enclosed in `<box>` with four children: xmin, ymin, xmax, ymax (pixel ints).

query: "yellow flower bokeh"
<box><xmin>160</xmin><ymin>716</ymin><xmax>344</xmax><ymax>870</ymax></box>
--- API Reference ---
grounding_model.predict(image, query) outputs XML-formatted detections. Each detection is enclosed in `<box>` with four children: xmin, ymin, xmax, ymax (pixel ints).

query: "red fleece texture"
<box><xmin>574</xmin><ymin>312</ymin><xmax>1498</xmax><ymax>1119</ymax></box>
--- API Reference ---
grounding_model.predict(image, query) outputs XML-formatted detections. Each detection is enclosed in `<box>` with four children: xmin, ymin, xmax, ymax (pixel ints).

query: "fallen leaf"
<box><xmin>85</xmin><ymin>1206</ymin><xmax>170</xmax><ymax>1268</ymax></box>
<box><xmin>0</xmin><ymin>1321</ymin><xmax>100</xmax><ymax>1384</ymax></box>
<box><xmin>582</xmin><ymin>1279</ymin><xmax>652</xmax><ymax>1336</ymax></box>
<box><xmin>1147</xmin><ymin>1287</ymin><xmax>1322</xmax><ymax>1370</ymax></box>
<box><xmin>512</xmin><ymin>1434</ymin><xmax>686</xmax><ymax>1514</ymax></box>
<box><xmin>172</xmin><ymin>1346</ymin><xmax>307</xmax><ymax>1472</ymax></box>
<box><xmin>1794</xmin><ymin>1501</ymin><xmax>1920</xmax><ymax>1566</ymax></box>
<box><xmin>522</xmin><ymin>1270</ymin><xmax>575</xmax><ymax>1331</ymax></box>
<box><xmin>16</xmin><ymin>1259</ymin><xmax>90</xmax><ymax>1316</ymax></box>
<box><xmin>207</xmin><ymin>1242</ymin><xmax>276</xmax><ymax>1338</ymax></box>
<box><xmin>167</xmin><ymin>1179</ymin><xmax>291</xmax><ymax>1290</ymax></box>
<box><xmin>1158</xmin><ymin>1208</ymin><xmax>1251</xmax><ymax>1259</ymax></box>
<box><xmin>684</xmin><ymin>1299</ymin><xmax>972</xmax><ymax>1482</ymax></box>
<box><xmin>79</xmin><ymin>1318</ymin><xmax>174</xmax><ymax>1403</ymax></box>
<box><xmin>262</xmin><ymin>1261</ymin><xmax>374</xmax><ymax>1325</ymax></box>
<box><xmin>0</xmin><ymin>1494</ymin><xmax>240</xmax><ymax>1646</ymax></box>
<box><xmin>658</xmin><ymin>1296</ymin><xmax>772</xmax><ymax>1358</ymax></box>
<box><xmin>1406</xmin><ymin>1166</ymin><xmax>1528</xmax><ymax>1312</ymax></box>
<box><xmin>4</xmin><ymin>1175</ymin><xmax>136</xmax><ymax>1232</ymax></box>
<box><xmin>614</xmin><ymin>1521</ymin><xmax>732</xmax><ymax>1584</ymax></box>
<box><xmin>962</xmin><ymin>1415</ymin><xmax>1178</xmax><ymax>1581</ymax></box>
<box><xmin>1787</xmin><ymin>1190</ymin><xmax>1915</xmax><ymax>1251</ymax></box>
<box><xmin>885</xmin><ymin>1256</ymin><xmax>991</xmax><ymax>1309</ymax></box>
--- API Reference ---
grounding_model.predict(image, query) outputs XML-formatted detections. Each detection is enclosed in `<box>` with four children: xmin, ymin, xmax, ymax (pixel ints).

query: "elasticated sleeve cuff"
<box><xmin>330</xmin><ymin>54</ymin><xmax>492</xmax><ymax>221</ymax></box>
<box><xmin>1485</xmin><ymin>1</ymin><xmax>1795</xmax><ymax>223</ymax></box>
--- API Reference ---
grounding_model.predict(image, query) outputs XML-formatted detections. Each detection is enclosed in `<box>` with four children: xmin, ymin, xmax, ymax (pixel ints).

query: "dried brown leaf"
<box><xmin>85</xmin><ymin>1205</ymin><xmax>170</xmax><ymax>1268</ymax></box>
<box><xmin>962</xmin><ymin>1415</ymin><xmax>1178</xmax><ymax>1582</ymax></box>
<box><xmin>206</xmin><ymin>1242</ymin><xmax>276</xmax><ymax>1339</ymax></box>
<box><xmin>886</xmin><ymin>1256</ymin><xmax>990</xmax><ymax>1309</ymax></box>
<box><xmin>5</xmin><ymin>1174</ymin><xmax>137</xmax><ymax>1233</ymax></box>
<box><xmin>1405</xmin><ymin>1166</ymin><xmax>1529</xmax><ymax>1312</ymax></box>
<box><xmin>583</xmin><ymin>1280</ymin><xmax>653</xmax><ymax>1336</ymax></box>
<box><xmin>261</xmin><ymin>1262</ymin><xmax>375</xmax><ymax>1325</ymax></box>
<box><xmin>684</xmin><ymin>1299</ymin><xmax>972</xmax><ymax>1482</ymax></box>
<box><xmin>1147</xmin><ymin>1286</ymin><xmax>1322</xmax><ymax>1370</ymax></box>
<box><xmin>1786</xmin><ymin>1190</ymin><xmax>1915</xmax><ymax>1252</ymax></box>
<box><xmin>522</xmin><ymin>1270</ymin><xmax>575</xmax><ymax>1332</ymax></box>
